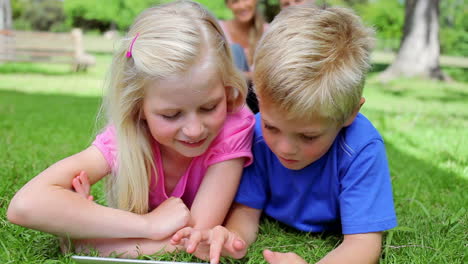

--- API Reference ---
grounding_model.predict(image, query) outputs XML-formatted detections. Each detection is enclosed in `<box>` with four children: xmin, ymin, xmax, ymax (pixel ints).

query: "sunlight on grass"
<box><xmin>0</xmin><ymin>54</ymin><xmax>111</xmax><ymax>97</ymax></box>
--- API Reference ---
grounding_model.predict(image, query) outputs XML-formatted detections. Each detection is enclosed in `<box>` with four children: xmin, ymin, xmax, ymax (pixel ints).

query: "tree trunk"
<box><xmin>0</xmin><ymin>0</ymin><xmax>13</xmax><ymax>63</ymax></box>
<box><xmin>0</xmin><ymin>0</ymin><xmax>12</xmax><ymax>30</ymax></box>
<box><xmin>380</xmin><ymin>0</ymin><xmax>447</xmax><ymax>81</ymax></box>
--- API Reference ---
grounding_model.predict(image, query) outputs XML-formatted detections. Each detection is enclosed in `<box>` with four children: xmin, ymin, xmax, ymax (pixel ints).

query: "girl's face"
<box><xmin>142</xmin><ymin>63</ymin><xmax>227</xmax><ymax>159</ymax></box>
<box><xmin>226</xmin><ymin>0</ymin><xmax>257</xmax><ymax>24</ymax></box>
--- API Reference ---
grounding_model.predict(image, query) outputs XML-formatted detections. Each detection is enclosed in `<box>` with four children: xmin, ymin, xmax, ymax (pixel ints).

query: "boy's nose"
<box><xmin>276</xmin><ymin>137</ymin><xmax>297</xmax><ymax>156</ymax></box>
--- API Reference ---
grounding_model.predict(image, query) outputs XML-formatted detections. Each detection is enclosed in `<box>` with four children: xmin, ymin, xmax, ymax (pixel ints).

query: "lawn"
<box><xmin>0</xmin><ymin>55</ymin><xmax>466</xmax><ymax>264</ymax></box>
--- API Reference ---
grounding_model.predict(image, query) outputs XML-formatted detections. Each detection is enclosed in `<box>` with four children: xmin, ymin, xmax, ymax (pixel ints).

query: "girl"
<box><xmin>7</xmin><ymin>0</ymin><xmax>254</xmax><ymax>258</ymax></box>
<box><xmin>220</xmin><ymin>0</ymin><xmax>268</xmax><ymax>113</ymax></box>
<box><xmin>220</xmin><ymin>0</ymin><xmax>267</xmax><ymax>67</ymax></box>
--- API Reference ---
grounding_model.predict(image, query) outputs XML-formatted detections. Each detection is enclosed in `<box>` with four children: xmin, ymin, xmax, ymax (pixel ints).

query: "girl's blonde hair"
<box><xmin>254</xmin><ymin>5</ymin><xmax>374</xmax><ymax>124</ymax></box>
<box><xmin>102</xmin><ymin>0</ymin><xmax>247</xmax><ymax>214</ymax></box>
<box><xmin>225</xmin><ymin>0</ymin><xmax>265</xmax><ymax>65</ymax></box>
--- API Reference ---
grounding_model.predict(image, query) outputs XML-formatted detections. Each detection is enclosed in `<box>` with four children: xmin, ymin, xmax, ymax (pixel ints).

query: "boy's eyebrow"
<box><xmin>261</xmin><ymin>118</ymin><xmax>323</xmax><ymax>134</ymax></box>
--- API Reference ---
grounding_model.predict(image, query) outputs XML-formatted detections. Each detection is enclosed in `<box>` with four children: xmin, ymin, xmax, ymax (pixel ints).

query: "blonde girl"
<box><xmin>220</xmin><ymin>0</ymin><xmax>267</xmax><ymax>67</ymax></box>
<box><xmin>7</xmin><ymin>0</ymin><xmax>254</xmax><ymax>258</ymax></box>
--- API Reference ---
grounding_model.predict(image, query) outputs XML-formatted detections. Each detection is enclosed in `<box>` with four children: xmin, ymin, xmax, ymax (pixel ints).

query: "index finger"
<box><xmin>209</xmin><ymin>228</ymin><xmax>229</xmax><ymax>264</ymax></box>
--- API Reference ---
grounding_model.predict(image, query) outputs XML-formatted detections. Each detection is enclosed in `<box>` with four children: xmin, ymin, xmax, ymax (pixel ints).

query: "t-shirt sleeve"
<box><xmin>92</xmin><ymin>126</ymin><xmax>117</xmax><ymax>172</ymax></box>
<box><xmin>234</xmin><ymin>137</ymin><xmax>269</xmax><ymax>210</ymax></box>
<box><xmin>339</xmin><ymin>139</ymin><xmax>397</xmax><ymax>234</ymax></box>
<box><xmin>204</xmin><ymin>108</ymin><xmax>255</xmax><ymax>167</ymax></box>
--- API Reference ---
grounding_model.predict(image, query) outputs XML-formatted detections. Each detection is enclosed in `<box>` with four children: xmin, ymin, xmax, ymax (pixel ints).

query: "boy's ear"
<box><xmin>343</xmin><ymin>97</ymin><xmax>365</xmax><ymax>127</ymax></box>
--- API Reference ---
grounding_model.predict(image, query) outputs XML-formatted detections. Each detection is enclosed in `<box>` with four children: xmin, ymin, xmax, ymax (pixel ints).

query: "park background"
<box><xmin>0</xmin><ymin>0</ymin><xmax>466</xmax><ymax>263</ymax></box>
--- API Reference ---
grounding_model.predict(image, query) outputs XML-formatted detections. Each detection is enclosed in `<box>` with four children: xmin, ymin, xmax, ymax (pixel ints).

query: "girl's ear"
<box><xmin>343</xmin><ymin>97</ymin><xmax>365</xmax><ymax>127</ymax></box>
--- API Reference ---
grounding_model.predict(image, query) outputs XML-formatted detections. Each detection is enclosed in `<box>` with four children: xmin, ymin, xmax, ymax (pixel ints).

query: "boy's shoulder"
<box><xmin>339</xmin><ymin>113</ymin><xmax>384</xmax><ymax>155</ymax></box>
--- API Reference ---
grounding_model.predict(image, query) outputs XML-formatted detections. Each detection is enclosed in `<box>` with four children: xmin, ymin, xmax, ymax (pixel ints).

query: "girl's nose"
<box><xmin>182</xmin><ymin>117</ymin><xmax>204</xmax><ymax>139</ymax></box>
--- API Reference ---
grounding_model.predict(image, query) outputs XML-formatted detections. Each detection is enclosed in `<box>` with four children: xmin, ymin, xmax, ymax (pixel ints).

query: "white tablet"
<box><xmin>72</xmin><ymin>255</ymin><xmax>210</xmax><ymax>264</ymax></box>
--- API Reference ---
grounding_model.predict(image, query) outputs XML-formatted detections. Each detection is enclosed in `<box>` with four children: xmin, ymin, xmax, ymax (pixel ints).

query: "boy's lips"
<box><xmin>279</xmin><ymin>156</ymin><xmax>298</xmax><ymax>163</ymax></box>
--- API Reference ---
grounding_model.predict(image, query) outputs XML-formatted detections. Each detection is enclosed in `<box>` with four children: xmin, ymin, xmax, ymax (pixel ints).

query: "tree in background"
<box><xmin>379</xmin><ymin>0</ymin><xmax>446</xmax><ymax>80</ymax></box>
<box><xmin>0</xmin><ymin>0</ymin><xmax>12</xmax><ymax>30</ymax></box>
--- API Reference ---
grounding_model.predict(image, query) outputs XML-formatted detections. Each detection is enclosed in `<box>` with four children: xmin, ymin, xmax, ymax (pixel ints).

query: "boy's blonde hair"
<box><xmin>253</xmin><ymin>5</ymin><xmax>374</xmax><ymax>124</ymax></box>
<box><xmin>102</xmin><ymin>0</ymin><xmax>247</xmax><ymax>214</ymax></box>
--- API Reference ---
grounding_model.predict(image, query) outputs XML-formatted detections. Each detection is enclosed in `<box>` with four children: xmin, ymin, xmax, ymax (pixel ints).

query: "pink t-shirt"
<box><xmin>92</xmin><ymin>106</ymin><xmax>255</xmax><ymax>210</ymax></box>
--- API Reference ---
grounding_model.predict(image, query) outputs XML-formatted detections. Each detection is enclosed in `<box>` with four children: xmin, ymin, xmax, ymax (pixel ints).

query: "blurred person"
<box><xmin>220</xmin><ymin>0</ymin><xmax>269</xmax><ymax>113</ymax></box>
<box><xmin>280</xmin><ymin>0</ymin><xmax>316</xmax><ymax>9</ymax></box>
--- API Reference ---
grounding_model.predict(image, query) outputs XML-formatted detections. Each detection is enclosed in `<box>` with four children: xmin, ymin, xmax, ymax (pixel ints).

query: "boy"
<box><xmin>171</xmin><ymin>5</ymin><xmax>397</xmax><ymax>264</ymax></box>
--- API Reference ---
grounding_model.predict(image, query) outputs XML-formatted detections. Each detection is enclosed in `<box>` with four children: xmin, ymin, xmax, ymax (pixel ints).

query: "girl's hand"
<box><xmin>263</xmin><ymin>249</ymin><xmax>308</xmax><ymax>264</ymax></box>
<box><xmin>71</xmin><ymin>171</ymin><xmax>94</xmax><ymax>201</ymax></box>
<box><xmin>170</xmin><ymin>225</ymin><xmax>247</xmax><ymax>264</ymax></box>
<box><xmin>144</xmin><ymin>197</ymin><xmax>191</xmax><ymax>240</ymax></box>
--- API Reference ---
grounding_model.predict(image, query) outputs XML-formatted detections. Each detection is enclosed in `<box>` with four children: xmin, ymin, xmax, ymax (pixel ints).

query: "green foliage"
<box><xmin>63</xmin><ymin>0</ymin><xmax>165</xmax><ymax>31</ymax></box>
<box><xmin>63</xmin><ymin>0</ymin><xmax>232</xmax><ymax>31</ymax></box>
<box><xmin>355</xmin><ymin>1</ymin><xmax>404</xmax><ymax>52</ymax></box>
<box><xmin>13</xmin><ymin>0</ymin><xmax>67</xmax><ymax>31</ymax></box>
<box><xmin>193</xmin><ymin>0</ymin><xmax>233</xmax><ymax>20</ymax></box>
<box><xmin>440</xmin><ymin>0</ymin><xmax>468</xmax><ymax>56</ymax></box>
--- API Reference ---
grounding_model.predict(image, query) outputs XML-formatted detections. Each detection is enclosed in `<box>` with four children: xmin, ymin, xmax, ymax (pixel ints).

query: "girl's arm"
<box><xmin>171</xmin><ymin>203</ymin><xmax>262</xmax><ymax>263</ymax></box>
<box><xmin>189</xmin><ymin>158</ymin><xmax>245</xmax><ymax>229</ymax></box>
<box><xmin>71</xmin><ymin>237</ymin><xmax>181</xmax><ymax>258</ymax></box>
<box><xmin>7</xmin><ymin>146</ymin><xmax>190</xmax><ymax>240</ymax></box>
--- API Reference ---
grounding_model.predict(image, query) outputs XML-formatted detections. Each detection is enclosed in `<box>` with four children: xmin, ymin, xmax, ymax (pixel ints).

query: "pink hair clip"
<box><xmin>126</xmin><ymin>33</ymin><xmax>140</xmax><ymax>58</ymax></box>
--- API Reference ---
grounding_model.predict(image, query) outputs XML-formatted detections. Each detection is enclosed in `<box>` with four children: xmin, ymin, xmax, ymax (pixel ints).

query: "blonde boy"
<box><xmin>172</xmin><ymin>5</ymin><xmax>397</xmax><ymax>264</ymax></box>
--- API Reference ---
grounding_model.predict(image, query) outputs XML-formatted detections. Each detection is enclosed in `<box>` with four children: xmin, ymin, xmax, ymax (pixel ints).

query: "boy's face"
<box><xmin>259</xmin><ymin>100</ymin><xmax>342</xmax><ymax>170</ymax></box>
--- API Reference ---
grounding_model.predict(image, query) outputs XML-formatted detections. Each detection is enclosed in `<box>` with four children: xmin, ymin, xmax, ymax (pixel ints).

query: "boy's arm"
<box><xmin>317</xmin><ymin>232</ymin><xmax>382</xmax><ymax>264</ymax></box>
<box><xmin>262</xmin><ymin>232</ymin><xmax>381</xmax><ymax>264</ymax></box>
<box><xmin>224</xmin><ymin>203</ymin><xmax>262</xmax><ymax>247</ymax></box>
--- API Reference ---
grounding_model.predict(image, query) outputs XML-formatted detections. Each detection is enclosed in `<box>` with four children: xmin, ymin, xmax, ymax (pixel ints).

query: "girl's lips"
<box><xmin>179</xmin><ymin>138</ymin><xmax>206</xmax><ymax>148</ymax></box>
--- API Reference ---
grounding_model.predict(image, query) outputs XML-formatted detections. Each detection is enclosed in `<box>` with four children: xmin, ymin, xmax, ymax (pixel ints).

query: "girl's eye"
<box><xmin>201</xmin><ymin>104</ymin><xmax>217</xmax><ymax>112</ymax></box>
<box><xmin>161</xmin><ymin>112</ymin><xmax>180</xmax><ymax>119</ymax></box>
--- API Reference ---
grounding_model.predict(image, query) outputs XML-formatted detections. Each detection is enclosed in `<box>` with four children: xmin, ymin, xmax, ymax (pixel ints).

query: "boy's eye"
<box><xmin>161</xmin><ymin>112</ymin><xmax>180</xmax><ymax>119</ymax></box>
<box><xmin>300</xmin><ymin>134</ymin><xmax>318</xmax><ymax>141</ymax></box>
<box><xmin>263</xmin><ymin>123</ymin><xmax>278</xmax><ymax>132</ymax></box>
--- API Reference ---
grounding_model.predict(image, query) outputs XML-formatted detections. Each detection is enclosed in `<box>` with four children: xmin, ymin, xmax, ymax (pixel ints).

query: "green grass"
<box><xmin>0</xmin><ymin>56</ymin><xmax>467</xmax><ymax>263</ymax></box>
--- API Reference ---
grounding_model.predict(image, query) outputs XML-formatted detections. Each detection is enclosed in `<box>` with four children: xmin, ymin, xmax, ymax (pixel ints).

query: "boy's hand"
<box><xmin>71</xmin><ymin>171</ymin><xmax>94</xmax><ymax>201</ymax></box>
<box><xmin>263</xmin><ymin>249</ymin><xmax>308</xmax><ymax>264</ymax></box>
<box><xmin>170</xmin><ymin>225</ymin><xmax>247</xmax><ymax>264</ymax></box>
<box><xmin>144</xmin><ymin>197</ymin><xmax>191</xmax><ymax>240</ymax></box>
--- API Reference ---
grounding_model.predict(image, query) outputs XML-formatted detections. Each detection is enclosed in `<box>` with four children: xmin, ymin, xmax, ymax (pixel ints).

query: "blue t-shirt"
<box><xmin>235</xmin><ymin>113</ymin><xmax>397</xmax><ymax>234</ymax></box>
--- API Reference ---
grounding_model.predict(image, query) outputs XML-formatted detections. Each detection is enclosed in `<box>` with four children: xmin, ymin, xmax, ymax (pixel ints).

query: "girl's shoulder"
<box><xmin>218</xmin><ymin>106</ymin><xmax>255</xmax><ymax>139</ymax></box>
